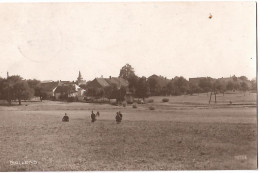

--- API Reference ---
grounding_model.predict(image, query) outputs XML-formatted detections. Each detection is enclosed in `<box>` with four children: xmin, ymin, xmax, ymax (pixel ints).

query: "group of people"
<box><xmin>62</xmin><ymin>111</ymin><xmax>123</xmax><ymax>123</ymax></box>
<box><xmin>91</xmin><ymin>111</ymin><xmax>99</xmax><ymax>122</ymax></box>
<box><xmin>115</xmin><ymin>111</ymin><xmax>123</xmax><ymax>123</ymax></box>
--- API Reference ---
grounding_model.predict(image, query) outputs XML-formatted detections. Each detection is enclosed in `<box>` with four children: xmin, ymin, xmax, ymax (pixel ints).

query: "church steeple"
<box><xmin>76</xmin><ymin>71</ymin><xmax>86</xmax><ymax>85</ymax></box>
<box><xmin>77</xmin><ymin>71</ymin><xmax>83</xmax><ymax>81</ymax></box>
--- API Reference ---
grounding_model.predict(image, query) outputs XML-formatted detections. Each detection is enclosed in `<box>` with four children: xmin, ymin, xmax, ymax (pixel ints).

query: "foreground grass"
<box><xmin>0</xmin><ymin>93</ymin><xmax>257</xmax><ymax>171</ymax></box>
<box><xmin>0</xmin><ymin>113</ymin><xmax>257</xmax><ymax>171</ymax></box>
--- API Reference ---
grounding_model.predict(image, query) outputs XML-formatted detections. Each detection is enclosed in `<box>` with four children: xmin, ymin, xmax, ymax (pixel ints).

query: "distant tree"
<box><xmin>232</xmin><ymin>75</ymin><xmax>238</xmax><ymax>82</ymax></box>
<box><xmin>239</xmin><ymin>76</ymin><xmax>248</xmax><ymax>81</ymax></box>
<box><xmin>0</xmin><ymin>76</ymin><xmax>34</xmax><ymax>105</ymax></box>
<box><xmin>135</xmin><ymin>77</ymin><xmax>150</xmax><ymax>100</ymax></box>
<box><xmin>27</xmin><ymin>79</ymin><xmax>45</xmax><ymax>101</ymax></box>
<box><xmin>127</xmin><ymin>74</ymin><xmax>139</xmax><ymax>93</ymax></box>
<box><xmin>119</xmin><ymin>64</ymin><xmax>139</xmax><ymax>95</ymax></box>
<box><xmin>27</xmin><ymin>79</ymin><xmax>40</xmax><ymax>90</ymax></box>
<box><xmin>119</xmin><ymin>64</ymin><xmax>136</xmax><ymax>80</ymax></box>
<box><xmin>116</xmin><ymin>86</ymin><xmax>126</xmax><ymax>103</ymax></box>
<box><xmin>188</xmin><ymin>82</ymin><xmax>201</xmax><ymax>95</ymax></box>
<box><xmin>0</xmin><ymin>78</ymin><xmax>6</xmax><ymax>101</ymax></box>
<box><xmin>233</xmin><ymin>81</ymin><xmax>241</xmax><ymax>90</ymax></box>
<box><xmin>161</xmin><ymin>86</ymin><xmax>168</xmax><ymax>96</ymax></box>
<box><xmin>199</xmin><ymin>77</ymin><xmax>213</xmax><ymax>93</ymax></box>
<box><xmin>109</xmin><ymin>84</ymin><xmax>126</xmax><ymax>103</ymax></box>
<box><xmin>226</xmin><ymin>81</ymin><xmax>234</xmax><ymax>91</ymax></box>
<box><xmin>166</xmin><ymin>80</ymin><xmax>174</xmax><ymax>95</ymax></box>
<box><xmin>215</xmin><ymin>79</ymin><xmax>226</xmax><ymax>96</ymax></box>
<box><xmin>240</xmin><ymin>82</ymin><xmax>249</xmax><ymax>96</ymax></box>
<box><xmin>147</xmin><ymin>76</ymin><xmax>161</xmax><ymax>96</ymax></box>
<box><xmin>174</xmin><ymin>76</ymin><xmax>189</xmax><ymax>94</ymax></box>
<box><xmin>13</xmin><ymin>80</ymin><xmax>34</xmax><ymax>105</ymax></box>
<box><xmin>250</xmin><ymin>79</ymin><xmax>257</xmax><ymax>91</ymax></box>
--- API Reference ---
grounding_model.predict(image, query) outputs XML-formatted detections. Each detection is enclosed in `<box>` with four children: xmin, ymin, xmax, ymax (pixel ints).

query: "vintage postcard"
<box><xmin>0</xmin><ymin>1</ymin><xmax>257</xmax><ymax>171</ymax></box>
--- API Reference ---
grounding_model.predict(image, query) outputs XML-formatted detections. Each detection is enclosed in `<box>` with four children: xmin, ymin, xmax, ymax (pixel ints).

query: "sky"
<box><xmin>0</xmin><ymin>2</ymin><xmax>256</xmax><ymax>81</ymax></box>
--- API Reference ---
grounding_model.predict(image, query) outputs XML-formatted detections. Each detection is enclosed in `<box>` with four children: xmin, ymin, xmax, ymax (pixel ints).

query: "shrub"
<box><xmin>132</xmin><ymin>104</ymin><xmax>137</xmax><ymax>108</ymax></box>
<box><xmin>111</xmin><ymin>101</ymin><xmax>118</xmax><ymax>106</ymax></box>
<box><xmin>149</xmin><ymin>106</ymin><xmax>155</xmax><ymax>110</ymax></box>
<box><xmin>162</xmin><ymin>98</ymin><xmax>169</xmax><ymax>102</ymax></box>
<box><xmin>137</xmin><ymin>100</ymin><xmax>144</xmax><ymax>104</ymax></box>
<box><xmin>67</xmin><ymin>97</ymin><xmax>77</xmax><ymax>102</ymax></box>
<box><xmin>122</xmin><ymin>102</ymin><xmax>127</xmax><ymax>107</ymax></box>
<box><xmin>147</xmin><ymin>99</ymin><xmax>154</xmax><ymax>103</ymax></box>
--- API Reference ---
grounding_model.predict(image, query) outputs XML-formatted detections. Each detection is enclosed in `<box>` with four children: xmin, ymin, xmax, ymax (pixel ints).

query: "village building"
<box><xmin>40</xmin><ymin>72</ymin><xmax>86</xmax><ymax>101</ymax></box>
<box><xmin>86</xmin><ymin>76</ymin><xmax>133</xmax><ymax>103</ymax></box>
<box><xmin>54</xmin><ymin>83</ymin><xmax>86</xmax><ymax>101</ymax></box>
<box><xmin>41</xmin><ymin>81</ymin><xmax>59</xmax><ymax>99</ymax></box>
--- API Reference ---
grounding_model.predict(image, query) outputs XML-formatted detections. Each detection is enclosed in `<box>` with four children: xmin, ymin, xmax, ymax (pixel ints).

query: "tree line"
<box><xmin>86</xmin><ymin>64</ymin><xmax>256</xmax><ymax>102</ymax></box>
<box><xmin>0</xmin><ymin>76</ymin><xmax>44</xmax><ymax>105</ymax></box>
<box><xmin>0</xmin><ymin>64</ymin><xmax>256</xmax><ymax>105</ymax></box>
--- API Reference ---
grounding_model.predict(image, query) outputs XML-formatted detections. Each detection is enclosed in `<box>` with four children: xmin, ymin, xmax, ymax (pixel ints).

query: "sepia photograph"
<box><xmin>0</xmin><ymin>1</ymin><xmax>257</xmax><ymax>171</ymax></box>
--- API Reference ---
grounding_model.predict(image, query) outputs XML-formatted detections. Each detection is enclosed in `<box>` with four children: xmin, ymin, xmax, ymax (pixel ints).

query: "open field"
<box><xmin>0</xmin><ymin>92</ymin><xmax>257</xmax><ymax>171</ymax></box>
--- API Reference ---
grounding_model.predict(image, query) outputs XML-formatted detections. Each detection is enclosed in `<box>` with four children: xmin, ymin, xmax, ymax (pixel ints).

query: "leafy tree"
<box><xmin>0</xmin><ymin>77</ymin><xmax>4</xmax><ymax>99</ymax></box>
<box><xmin>127</xmin><ymin>74</ymin><xmax>139</xmax><ymax>93</ymax></box>
<box><xmin>116</xmin><ymin>86</ymin><xmax>126</xmax><ymax>103</ymax></box>
<box><xmin>199</xmin><ymin>77</ymin><xmax>213</xmax><ymax>93</ymax></box>
<box><xmin>188</xmin><ymin>82</ymin><xmax>201</xmax><ymax>95</ymax></box>
<box><xmin>119</xmin><ymin>64</ymin><xmax>135</xmax><ymax>80</ymax></box>
<box><xmin>215</xmin><ymin>79</ymin><xmax>226</xmax><ymax>96</ymax></box>
<box><xmin>27</xmin><ymin>79</ymin><xmax>40</xmax><ymax>90</ymax></box>
<box><xmin>135</xmin><ymin>77</ymin><xmax>150</xmax><ymax>100</ymax></box>
<box><xmin>13</xmin><ymin>80</ymin><xmax>34</xmax><ymax>105</ymax></box>
<box><xmin>166</xmin><ymin>76</ymin><xmax>189</xmax><ymax>95</ymax></box>
<box><xmin>0</xmin><ymin>76</ymin><xmax>33</xmax><ymax>105</ymax></box>
<box><xmin>233</xmin><ymin>81</ymin><xmax>240</xmax><ymax>90</ymax></box>
<box><xmin>166</xmin><ymin>80</ymin><xmax>174</xmax><ymax>95</ymax></box>
<box><xmin>239</xmin><ymin>76</ymin><xmax>248</xmax><ymax>81</ymax></box>
<box><xmin>174</xmin><ymin>76</ymin><xmax>189</xmax><ymax>94</ymax></box>
<box><xmin>250</xmin><ymin>79</ymin><xmax>257</xmax><ymax>91</ymax></box>
<box><xmin>226</xmin><ymin>81</ymin><xmax>234</xmax><ymax>91</ymax></box>
<box><xmin>232</xmin><ymin>75</ymin><xmax>238</xmax><ymax>82</ymax></box>
<box><xmin>27</xmin><ymin>79</ymin><xmax>45</xmax><ymax>101</ymax></box>
<box><xmin>240</xmin><ymin>82</ymin><xmax>249</xmax><ymax>95</ymax></box>
<box><xmin>111</xmin><ymin>84</ymin><xmax>127</xmax><ymax>103</ymax></box>
<box><xmin>119</xmin><ymin>64</ymin><xmax>139</xmax><ymax>95</ymax></box>
<box><xmin>147</xmin><ymin>76</ymin><xmax>161</xmax><ymax>96</ymax></box>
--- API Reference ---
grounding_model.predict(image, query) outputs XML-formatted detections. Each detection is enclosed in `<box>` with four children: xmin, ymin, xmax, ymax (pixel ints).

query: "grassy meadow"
<box><xmin>0</xmin><ymin>92</ymin><xmax>257</xmax><ymax>171</ymax></box>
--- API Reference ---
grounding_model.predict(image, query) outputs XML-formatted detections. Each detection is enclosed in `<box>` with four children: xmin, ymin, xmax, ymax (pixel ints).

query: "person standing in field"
<box><xmin>116</xmin><ymin>111</ymin><xmax>122</xmax><ymax>123</ymax></box>
<box><xmin>91</xmin><ymin>110</ymin><xmax>96</xmax><ymax>122</ymax></box>
<box><xmin>62</xmin><ymin>113</ymin><xmax>69</xmax><ymax>122</ymax></box>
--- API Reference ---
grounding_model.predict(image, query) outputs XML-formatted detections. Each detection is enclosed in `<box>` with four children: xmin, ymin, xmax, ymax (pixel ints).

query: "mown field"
<box><xmin>0</xmin><ymin>92</ymin><xmax>257</xmax><ymax>171</ymax></box>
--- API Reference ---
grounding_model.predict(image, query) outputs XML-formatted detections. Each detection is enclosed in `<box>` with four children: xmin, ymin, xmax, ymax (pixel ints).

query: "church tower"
<box><xmin>76</xmin><ymin>71</ymin><xmax>86</xmax><ymax>85</ymax></box>
<box><xmin>77</xmin><ymin>71</ymin><xmax>83</xmax><ymax>82</ymax></box>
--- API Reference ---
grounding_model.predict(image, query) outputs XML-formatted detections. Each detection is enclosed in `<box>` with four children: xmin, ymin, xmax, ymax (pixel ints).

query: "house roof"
<box><xmin>55</xmin><ymin>85</ymin><xmax>76</xmax><ymax>93</ymax></box>
<box><xmin>96</xmin><ymin>78</ymin><xmax>110</xmax><ymax>87</ymax></box>
<box><xmin>86</xmin><ymin>77</ymin><xmax>129</xmax><ymax>88</ymax></box>
<box><xmin>105</xmin><ymin>77</ymin><xmax>129</xmax><ymax>87</ymax></box>
<box><xmin>41</xmin><ymin>82</ymin><xmax>59</xmax><ymax>92</ymax></box>
<box><xmin>55</xmin><ymin>84</ymin><xmax>86</xmax><ymax>93</ymax></box>
<box><xmin>59</xmin><ymin>81</ymin><xmax>76</xmax><ymax>85</ymax></box>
